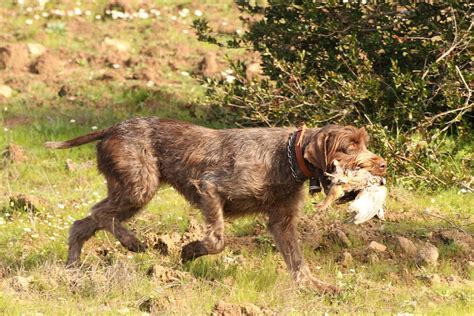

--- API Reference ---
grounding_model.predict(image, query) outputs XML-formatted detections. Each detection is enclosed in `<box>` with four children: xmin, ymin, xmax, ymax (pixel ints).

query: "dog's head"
<box><xmin>304</xmin><ymin>124</ymin><xmax>387</xmax><ymax>176</ymax></box>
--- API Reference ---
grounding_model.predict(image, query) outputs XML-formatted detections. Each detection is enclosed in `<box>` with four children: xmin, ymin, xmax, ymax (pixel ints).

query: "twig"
<box><xmin>423</xmin><ymin>210</ymin><xmax>466</xmax><ymax>234</ymax></box>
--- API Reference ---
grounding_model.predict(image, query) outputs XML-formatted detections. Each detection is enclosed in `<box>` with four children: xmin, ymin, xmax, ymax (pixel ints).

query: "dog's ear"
<box><xmin>304</xmin><ymin>132</ymin><xmax>329</xmax><ymax>172</ymax></box>
<box><xmin>357</xmin><ymin>127</ymin><xmax>369</xmax><ymax>146</ymax></box>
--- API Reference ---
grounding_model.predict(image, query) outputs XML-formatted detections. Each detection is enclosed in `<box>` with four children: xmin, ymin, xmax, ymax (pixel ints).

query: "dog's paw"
<box><xmin>295</xmin><ymin>266</ymin><xmax>341</xmax><ymax>295</ymax></box>
<box><xmin>181</xmin><ymin>240</ymin><xmax>208</xmax><ymax>262</ymax></box>
<box><xmin>126</xmin><ymin>240</ymin><xmax>147</xmax><ymax>253</ymax></box>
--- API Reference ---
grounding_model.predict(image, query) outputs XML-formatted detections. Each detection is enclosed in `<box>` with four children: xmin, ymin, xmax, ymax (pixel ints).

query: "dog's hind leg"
<box><xmin>182</xmin><ymin>179</ymin><xmax>225</xmax><ymax>262</ymax></box>
<box><xmin>66</xmin><ymin>199</ymin><xmax>106</xmax><ymax>267</ymax></box>
<box><xmin>95</xmin><ymin>204</ymin><xmax>147</xmax><ymax>253</ymax></box>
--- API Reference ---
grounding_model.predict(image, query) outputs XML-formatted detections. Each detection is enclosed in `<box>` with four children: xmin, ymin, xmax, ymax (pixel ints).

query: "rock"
<box><xmin>27</xmin><ymin>43</ymin><xmax>46</xmax><ymax>57</ymax></box>
<box><xmin>416</xmin><ymin>242</ymin><xmax>439</xmax><ymax>266</ymax></box>
<box><xmin>3</xmin><ymin>144</ymin><xmax>27</xmax><ymax>163</ymax></box>
<box><xmin>197</xmin><ymin>52</ymin><xmax>219</xmax><ymax>77</ymax></box>
<box><xmin>429</xmin><ymin>273</ymin><xmax>441</xmax><ymax>285</ymax></box>
<box><xmin>396</xmin><ymin>236</ymin><xmax>417</xmax><ymax>257</ymax></box>
<box><xmin>368</xmin><ymin>241</ymin><xmax>387</xmax><ymax>252</ymax></box>
<box><xmin>0</xmin><ymin>44</ymin><xmax>29</xmax><ymax>70</ymax></box>
<box><xmin>329</xmin><ymin>228</ymin><xmax>352</xmax><ymax>247</ymax></box>
<box><xmin>103</xmin><ymin>37</ymin><xmax>130</xmax><ymax>52</ymax></box>
<box><xmin>0</xmin><ymin>85</ymin><xmax>13</xmax><ymax>98</ymax></box>
<box><xmin>245</xmin><ymin>62</ymin><xmax>262</xmax><ymax>82</ymax></box>
<box><xmin>447</xmin><ymin>274</ymin><xmax>460</xmax><ymax>284</ymax></box>
<box><xmin>340</xmin><ymin>251</ymin><xmax>353</xmax><ymax>267</ymax></box>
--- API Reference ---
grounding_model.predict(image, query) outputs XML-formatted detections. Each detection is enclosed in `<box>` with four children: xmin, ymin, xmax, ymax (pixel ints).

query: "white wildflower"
<box><xmin>91</xmin><ymin>126</ymin><xmax>98</xmax><ymax>130</ymax></box>
<box><xmin>180</xmin><ymin>71</ymin><xmax>190</xmax><ymax>77</ymax></box>
<box><xmin>179</xmin><ymin>8</ymin><xmax>189</xmax><ymax>17</ymax></box>
<box><xmin>225</xmin><ymin>75</ymin><xmax>236</xmax><ymax>83</ymax></box>
<box><xmin>23</xmin><ymin>227</ymin><xmax>32</xmax><ymax>232</ymax></box>
<box><xmin>70</xmin><ymin>119</ymin><xmax>76</xmax><ymax>123</ymax></box>
<box><xmin>194</xmin><ymin>10</ymin><xmax>202</xmax><ymax>17</ymax></box>
<box><xmin>57</xmin><ymin>203</ymin><xmax>65</xmax><ymax>209</ymax></box>
<box><xmin>74</xmin><ymin>8</ymin><xmax>82</xmax><ymax>15</ymax></box>
<box><xmin>25</xmin><ymin>19</ymin><xmax>33</xmax><ymax>25</ymax></box>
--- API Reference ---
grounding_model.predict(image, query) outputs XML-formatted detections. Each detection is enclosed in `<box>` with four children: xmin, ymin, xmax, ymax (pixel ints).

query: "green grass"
<box><xmin>1</xmin><ymin>1</ymin><xmax>473</xmax><ymax>315</ymax></box>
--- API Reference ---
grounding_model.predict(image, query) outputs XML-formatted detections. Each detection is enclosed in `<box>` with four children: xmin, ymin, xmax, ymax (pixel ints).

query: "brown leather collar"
<box><xmin>294</xmin><ymin>127</ymin><xmax>315</xmax><ymax>178</ymax></box>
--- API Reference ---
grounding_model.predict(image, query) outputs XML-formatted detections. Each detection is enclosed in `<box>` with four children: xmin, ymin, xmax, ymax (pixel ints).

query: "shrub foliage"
<box><xmin>194</xmin><ymin>1</ymin><xmax>473</xmax><ymax>189</ymax></box>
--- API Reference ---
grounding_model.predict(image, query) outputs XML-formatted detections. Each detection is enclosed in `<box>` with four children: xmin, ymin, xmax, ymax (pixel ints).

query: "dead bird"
<box><xmin>315</xmin><ymin>161</ymin><xmax>386</xmax><ymax>224</ymax></box>
<box><xmin>315</xmin><ymin>161</ymin><xmax>382</xmax><ymax>210</ymax></box>
<box><xmin>346</xmin><ymin>183</ymin><xmax>386</xmax><ymax>224</ymax></box>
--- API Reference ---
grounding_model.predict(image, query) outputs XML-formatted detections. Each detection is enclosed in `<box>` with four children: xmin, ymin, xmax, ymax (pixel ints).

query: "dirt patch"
<box><xmin>0</xmin><ymin>44</ymin><xmax>29</xmax><ymax>71</ymax></box>
<box><xmin>212</xmin><ymin>300</ymin><xmax>272</xmax><ymax>316</ymax></box>
<box><xmin>7</xmin><ymin>194</ymin><xmax>46</xmax><ymax>213</ymax></box>
<box><xmin>148</xmin><ymin>264</ymin><xmax>189</xmax><ymax>283</ymax></box>
<box><xmin>29</xmin><ymin>52</ymin><xmax>65</xmax><ymax>77</ymax></box>
<box><xmin>3</xmin><ymin>144</ymin><xmax>27</xmax><ymax>163</ymax></box>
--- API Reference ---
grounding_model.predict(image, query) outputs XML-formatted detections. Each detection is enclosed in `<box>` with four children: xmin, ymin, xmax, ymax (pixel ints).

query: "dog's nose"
<box><xmin>379</xmin><ymin>162</ymin><xmax>386</xmax><ymax>170</ymax></box>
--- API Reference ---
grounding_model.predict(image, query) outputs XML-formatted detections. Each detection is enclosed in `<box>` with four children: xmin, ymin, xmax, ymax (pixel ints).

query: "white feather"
<box><xmin>348</xmin><ymin>185</ymin><xmax>387</xmax><ymax>225</ymax></box>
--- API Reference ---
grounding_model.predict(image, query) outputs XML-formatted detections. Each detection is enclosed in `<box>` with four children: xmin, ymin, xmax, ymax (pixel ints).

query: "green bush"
<box><xmin>194</xmin><ymin>1</ymin><xmax>473</xmax><ymax>189</ymax></box>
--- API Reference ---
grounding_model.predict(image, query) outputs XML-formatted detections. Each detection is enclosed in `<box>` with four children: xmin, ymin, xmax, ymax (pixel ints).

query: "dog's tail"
<box><xmin>44</xmin><ymin>128</ymin><xmax>110</xmax><ymax>149</ymax></box>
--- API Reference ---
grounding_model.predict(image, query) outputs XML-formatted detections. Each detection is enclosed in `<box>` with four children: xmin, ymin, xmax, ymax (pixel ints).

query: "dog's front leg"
<box><xmin>182</xmin><ymin>180</ymin><xmax>225</xmax><ymax>262</ymax></box>
<box><xmin>268</xmin><ymin>211</ymin><xmax>339</xmax><ymax>294</ymax></box>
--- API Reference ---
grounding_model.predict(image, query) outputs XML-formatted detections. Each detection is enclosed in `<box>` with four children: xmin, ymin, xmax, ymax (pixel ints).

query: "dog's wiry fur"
<box><xmin>46</xmin><ymin>117</ymin><xmax>386</xmax><ymax>293</ymax></box>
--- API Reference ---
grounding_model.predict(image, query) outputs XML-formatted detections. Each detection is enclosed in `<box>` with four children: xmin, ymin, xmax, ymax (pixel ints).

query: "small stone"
<box><xmin>396</xmin><ymin>236</ymin><xmax>417</xmax><ymax>257</ymax></box>
<box><xmin>27</xmin><ymin>43</ymin><xmax>46</xmax><ymax>57</ymax></box>
<box><xmin>330</xmin><ymin>228</ymin><xmax>352</xmax><ymax>247</ymax></box>
<box><xmin>103</xmin><ymin>38</ymin><xmax>130</xmax><ymax>52</ymax></box>
<box><xmin>416</xmin><ymin>242</ymin><xmax>439</xmax><ymax>266</ymax></box>
<box><xmin>340</xmin><ymin>251</ymin><xmax>353</xmax><ymax>267</ymax></box>
<box><xmin>246</xmin><ymin>62</ymin><xmax>262</xmax><ymax>82</ymax></box>
<box><xmin>447</xmin><ymin>274</ymin><xmax>460</xmax><ymax>284</ymax></box>
<box><xmin>368</xmin><ymin>241</ymin><xmax>387</xmax><ymax>252</ymax></box>
<box><xmin>66</xmin><ymin>159</ymin><xmax>77</xmax><ymax>172</ymax></box>
<box><xmin>429</xmin><ymin>273</ymin><xmax>441</xmax><ymax>285</ymax></box>
<box><xmin>197</xmin><ymin>51</ymin><xmax>219</xmax><ymax>78</ymax></box>
<box><xmin>0</xmin><ymin>85</ymin><xmax>13</xmax><ymax>98</ymax></box>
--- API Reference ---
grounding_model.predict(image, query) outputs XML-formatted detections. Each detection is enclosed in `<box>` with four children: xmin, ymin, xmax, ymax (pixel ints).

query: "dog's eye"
<box><xmin>347</xmin><ymin>143</ymin><xmax>357</xmax><ymax>150</ymax></box>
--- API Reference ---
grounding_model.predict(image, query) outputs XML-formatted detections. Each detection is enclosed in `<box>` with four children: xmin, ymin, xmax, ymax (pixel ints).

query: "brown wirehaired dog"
<box><xmin>45</xmin><ymin>118</ymin><xmax>386</xmax><ymax>293</ymax></box>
